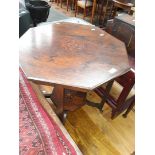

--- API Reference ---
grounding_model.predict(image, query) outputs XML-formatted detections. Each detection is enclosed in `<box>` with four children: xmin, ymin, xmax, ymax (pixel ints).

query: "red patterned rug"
<box><xmin>19</xmin><ymin>68</ymin><xmax>77</xmax><ymax>155</ymax></box>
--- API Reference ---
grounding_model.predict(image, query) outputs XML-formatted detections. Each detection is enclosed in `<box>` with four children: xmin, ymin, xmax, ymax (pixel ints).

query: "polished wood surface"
<box><xmin>65</xmin><ymin>104</ymin><xmax>135</xmax><ymax>155</ymax></box>
<box><xmin>19</xmin><ymin>22</ymin><xmax>130</xmax><ymax>90</ymax></box>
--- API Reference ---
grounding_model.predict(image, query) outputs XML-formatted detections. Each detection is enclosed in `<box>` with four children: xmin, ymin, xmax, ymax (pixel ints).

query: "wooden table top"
<box><xmin>19</xmin><ymin>22</ymin><xmax>130</xmax><ymax>90</ymax></box>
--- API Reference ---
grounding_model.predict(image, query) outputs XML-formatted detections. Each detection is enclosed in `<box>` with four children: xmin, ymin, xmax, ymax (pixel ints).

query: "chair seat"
<box><xmin>77</xmin><ymin>0</ymin><xmax>93</xmax><ymax>8</ymax></box>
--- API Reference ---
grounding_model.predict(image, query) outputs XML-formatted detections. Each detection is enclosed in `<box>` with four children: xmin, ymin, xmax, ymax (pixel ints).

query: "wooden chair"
<box><xmin>94</xmin><ymin>69</ymin><xmax>135</xmax><ymax>119</ymax></box>
<box><xmin>59</xmin><ymin>0</ymin><xmax>74</xmax><ymax>11</ymax></box>
<box><xmin>97</xmin><ymin>0</ymin><xmax>113</xmax><ymax>26</ymax></box>
<box><xmin>55</xmin><ymin>0</ymin><xmax>60</xmax><ymax>6</ymax></box>
<box><xmin>110</xmin><ymin>0</ymin><xmax>134</xmax><ymax>18</ymax></box>
<box><xmin>129</xmin><ymin>6</ymin><xmax>135</xmax><ymax>15</ymax></box>
<box><xmin>75</xmin><ymin>0</ymin><xmax>93</xmax><ymax>19</ymax></box>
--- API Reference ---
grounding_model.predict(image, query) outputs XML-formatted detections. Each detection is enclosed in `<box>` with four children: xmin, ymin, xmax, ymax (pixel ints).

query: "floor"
<box><xmin>65</xmin><ymin>104</ymin><xmax>134</xmax><ymax>155</ymax></box>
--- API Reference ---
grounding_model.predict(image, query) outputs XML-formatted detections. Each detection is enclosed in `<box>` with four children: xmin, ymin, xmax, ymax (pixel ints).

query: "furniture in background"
<box><xmin>97</xmin><ymin>0</ymin><xmax>113</xmax><ymax>26</ymax></box>
<box><xmin>55</xmin><ymin>0</ymin><xmax>60</xmax><ymax>5</ymax></box>
<box><xmin>59</xmin><ymin>0</ymin><xmax>75</xmax><ymax>11</ymax></box>
<box><xmin>75</xmin><ymin>0</ymin><xmax>93</xmax><ymax>19</ymax></box>
<box><xmin>95</xmin><ymin>69</ymin><xmax>135</xmax><ymax>119</ymax></box>
<box><xmin>19</xmin><ymin>1</ymin><xmax>33</xmax><ymax>37</ymax></box>
<box><xmin>19</xmin><ymin>68</ymin><xmax>82</xmax><ymax>155</ymax></box>
<box><xmin>26</xmin><ymin>0</ymin><xmax>51</xmax><ymax>26</ymax></box>
<box><xmin>90</xmin><ymin>0</ymin><xmax>113</xmax><ymax>24</ymax></box>
<box><xmin>60</xmin><ymin>0</ymin><xmax>70</xmax><ymax>11</ymax></box>
<box><xmin>19</xmin><ymin>18</ymin><xmax>130</xmax><ymax>123</ymax></box>
<box><xmin>110</xmin><ymin>0</ymin><xmax>134</xmax><ymax>18</ymax></box>
<box><xmin>130</xmin><ymin>6</ymin><xmax>135</xmax><ymax>15</ymax></box>
<box><xmin>106</xmin><ymin>14</ymin><xmax>135</xmax><ymax>69</ymax></box>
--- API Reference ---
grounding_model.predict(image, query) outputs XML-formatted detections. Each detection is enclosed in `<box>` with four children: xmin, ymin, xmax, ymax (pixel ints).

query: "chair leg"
<box><xmin>57</xmin><ymin>0</ymin><xmax>59</xmax><ymax>6</ymax></box>
<box><xmin>83</xmin><ymin>9</ymin><xmax>85</xmax><ymax>19</ymax></box>
<box><xmin>122</xmin><ymin>97</ymin><xmax>135</xmax><ymax>118</ymax></box>
<box><xmin>99</xmin><ymin>80</ymin><xmax>114</xmax><ymax>111</ymax></box>
<box><xmin>60</xmin><ymin>0</ymin><xmax>63</xmax><ymax>8</ymax></box>
<box><xmin>98</xmin><ymin>98</ymin><xmax>106</xmax><ymax>112</ymax></box>
<box><xmin>67</xmin><ymin>0</ymin><xmax>69</xmax><ymax>11</ymax></box>
<box><xmin>77</xmin><ymin>5</ymin><xmax>79</xmax><ymax>15</ymax></box>
<box><xmin>98</xmin><ymin>0</ymin><xmax>104</xmax><ymax>25</ymax></box>
<box><xmin>91</xmin><ymin>0</ymin><xmax>96</xmax><ymax>23</ymax></box>
<box><xmin>75</xmin><ymin>4</ymin><xmax>77</xmax><ymax>17</ymax></box>
<box><xmin>109</xmin><ymin>3</ymin><xmax>114</xmax><ymax>18</ymax></box>
<box><xmin>112</xmin><ymin>6</ymin><xmax>117</xmax><ymax>18</ymax></box>
<box><xmin>72</xmin><ymin>0</ymin><xmax>76</xmax><ymax>10</ymax></box>
<box><xmin>111</xmin><ymin>110</ymin><xmax>117</xmax><ymax>119</ymax></box>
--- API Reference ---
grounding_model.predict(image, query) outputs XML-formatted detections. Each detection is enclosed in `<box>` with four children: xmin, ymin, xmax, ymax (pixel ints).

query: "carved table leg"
<box><xmin>50</xmin><ymin>85</ymin><xmax>87</xmax><ymax>123</ymax></box>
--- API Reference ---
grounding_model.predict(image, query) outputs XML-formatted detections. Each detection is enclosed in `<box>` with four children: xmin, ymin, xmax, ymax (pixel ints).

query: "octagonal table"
<box><xmin>19</xmin><ymin>19</ymin><xmax>130</xmax><ymax>122</ymax></box>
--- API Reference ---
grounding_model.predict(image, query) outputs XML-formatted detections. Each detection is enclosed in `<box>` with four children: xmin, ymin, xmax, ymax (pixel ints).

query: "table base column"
<box><xmin>50</xmin><ymin>85</ymin><xmax>87</xmax><ymax>123</ymax></box>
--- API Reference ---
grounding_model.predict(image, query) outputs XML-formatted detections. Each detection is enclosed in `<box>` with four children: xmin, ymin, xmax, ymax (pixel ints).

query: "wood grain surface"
<box><xmin>19</xmin><ymin>22</ymin><xmax>130</xmax><ymax>90</ymax></box>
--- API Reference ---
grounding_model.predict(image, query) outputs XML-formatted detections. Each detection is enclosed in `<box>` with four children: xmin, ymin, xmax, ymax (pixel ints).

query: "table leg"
<box><xmin>50</xmin><ymin>85</ymin><xmax>87</xmax><ymax>123</ymax></box>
